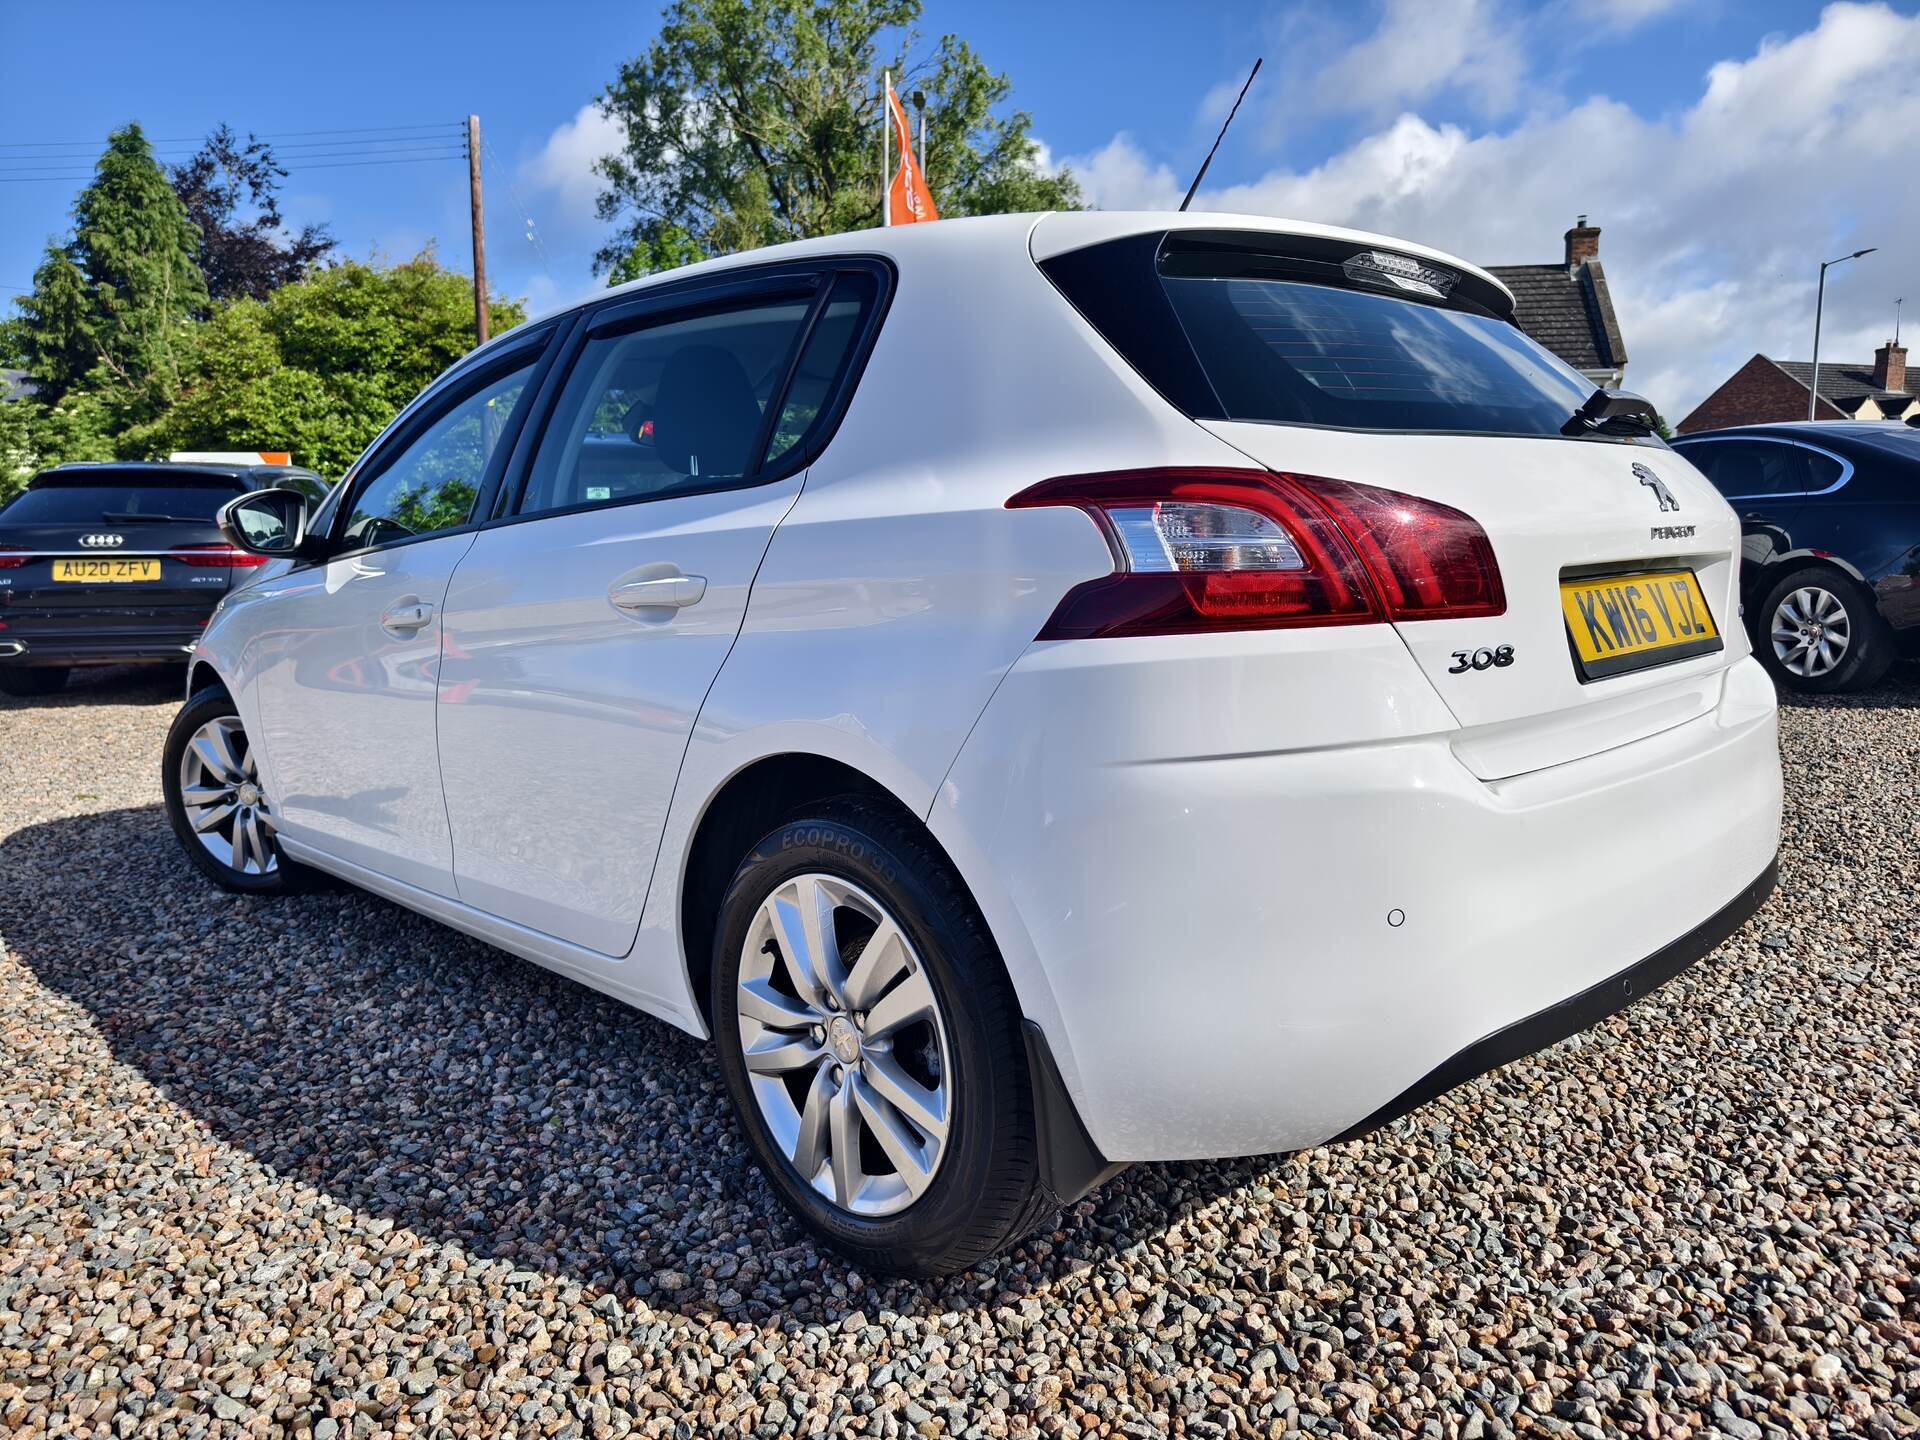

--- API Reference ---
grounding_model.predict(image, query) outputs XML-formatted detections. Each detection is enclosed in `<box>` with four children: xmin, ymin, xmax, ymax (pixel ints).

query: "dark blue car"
<box><xmin>1670</xmin><ymin>422</ymin><xmax>1920</xmax><ymax>693</ymax></box>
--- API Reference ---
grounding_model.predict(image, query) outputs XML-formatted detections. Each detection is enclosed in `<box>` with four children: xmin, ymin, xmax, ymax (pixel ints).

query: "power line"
<box><xmin>482</xmin><ymin>134</ymin><xmax>553</xmax><ymax>270</ymax></box>
<box><xmin>0</xmin><ymin>122</ymin><xmax>460</xmax><ymax>151</ymax></box>
<box><xmin>277</xmin><ymin>154</ymin><xmax>468</xmax><ymax>171</ymax></box>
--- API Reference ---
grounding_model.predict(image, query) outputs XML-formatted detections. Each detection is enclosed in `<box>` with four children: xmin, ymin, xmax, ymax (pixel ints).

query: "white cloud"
<box><xmin>524</xmin><ymin>102</ymin><xmax>627</xmax><ymax>231</ymax></box>
<box><xmin>1311</xmin><ymin>0</ymin><xmax>1531</xmax><ymax>121</ymax></box>
<box><xmin>1067</xmin><ymin>2</ymin><xmax>1920</xmax><ymax>423</ymax></box>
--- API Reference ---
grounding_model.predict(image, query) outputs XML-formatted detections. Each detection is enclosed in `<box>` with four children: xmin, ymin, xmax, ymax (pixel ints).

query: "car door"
<box><xmin>1677</xmin><ymin>436</ymin><xmax>1812</xmax><ymax>601</ymax></box>
<box><xmin>250</xmin><ymin>336</ymin><xmax>552</xmax><ymax>896</ymax></box>
<box><xmin>436</xmin><ymin>265</ymin><xmax>884</xmax><ymax>955</ymax></box>
<box><xmin>1681</xmin><ymin>437</ymin><xmax>1810</xmax><ymax>557</ymax></box>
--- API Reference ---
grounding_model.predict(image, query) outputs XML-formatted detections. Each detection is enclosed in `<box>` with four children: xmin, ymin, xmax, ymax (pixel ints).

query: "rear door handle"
<box><xmin>609</xmin><ymin>575</ymin><xmax>707</xmax><ymax>612</ymax></box>
<box><xmin>380</xmin><ymin>597</ymin><xmax>435</xmax><ymax>635</ymax></box>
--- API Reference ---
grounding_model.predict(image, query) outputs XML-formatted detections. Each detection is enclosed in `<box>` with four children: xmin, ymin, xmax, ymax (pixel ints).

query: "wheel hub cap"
<box><xmin>734</xmin><ymin>872</ymin><xmax>953</xmax><ymax>1217</ymax></box>
<box><xmin>827</xmin><ymin>1015</ymin><xmax>861</xmax><ymax>1064</ymax></box>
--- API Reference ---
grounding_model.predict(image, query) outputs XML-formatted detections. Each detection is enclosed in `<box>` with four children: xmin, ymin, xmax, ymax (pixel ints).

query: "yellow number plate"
<box><xmin>52</xmin><ymin>558</ymin><xmax>161</xmax><ymax>583</ymax></box>
<box><xmin>1560</xmin><ymin>569</ymin><xmax>1722</xmax><ymax>681</ymax></box>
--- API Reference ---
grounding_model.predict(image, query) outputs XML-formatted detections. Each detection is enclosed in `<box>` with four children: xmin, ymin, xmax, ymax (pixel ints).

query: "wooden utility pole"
<box><xmin>466</xmin><ymin>115</ymin><xmax>489</xmax><ymax>346</ymax></box>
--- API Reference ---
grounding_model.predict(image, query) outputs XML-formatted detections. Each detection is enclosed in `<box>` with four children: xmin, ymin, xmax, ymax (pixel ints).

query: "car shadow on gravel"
<box><xmin>2</xmin><ymin>803</ymin><xmax>1263</xmax><ymax>1323</ymax></box>
<box><xmin>1773</xmin><ymin>655</ymin><xmax>1920</xmax><ymax>711</ymax></box>
<box><xmin>0</xmin><ymin>663</ymin><xmax>184</xmax><ymax>711</ymax></box>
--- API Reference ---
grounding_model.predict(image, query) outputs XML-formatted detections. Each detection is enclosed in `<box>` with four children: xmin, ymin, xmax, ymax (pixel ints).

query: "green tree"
<box><xmin>593</xmin><ymin>0</ymin><xmax>1081</xmax><ymax>277</ymax></box>
<box><xmin>140</xmin><ymin>253</ymin><xmax>524</xmax><ymax>476</ymax></box>
<box><xmin>15</xmin><ymin>124</ymin><xmax>208</xmax><ymax>428</ymax></box>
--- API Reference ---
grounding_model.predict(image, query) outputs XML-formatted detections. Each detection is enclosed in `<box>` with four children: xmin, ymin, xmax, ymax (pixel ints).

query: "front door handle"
<box><xmin>380</xmin><ymin>597</ymin><xmax>435</xmax><ymax>635</ymax></box>
<box><xmin>609</xmin><ymin>574</ymin><xmax>707</xmax><ymax>612</ymax></box>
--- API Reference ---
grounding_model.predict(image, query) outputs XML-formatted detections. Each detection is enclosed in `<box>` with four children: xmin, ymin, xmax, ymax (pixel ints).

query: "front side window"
<box><xmin>1683</xmin><ymin>440</ymin><xmax>1806</xmax><ymax>499</ymax></box>
<box><xmin>516</xmin><ymin>278</ymin><xmax>873</xmax><ymax>519</ymax></box>
<box><xmin>339</xmin><ymin>357</ymin><xmax>537</xmax><ymax>551</ymax></box>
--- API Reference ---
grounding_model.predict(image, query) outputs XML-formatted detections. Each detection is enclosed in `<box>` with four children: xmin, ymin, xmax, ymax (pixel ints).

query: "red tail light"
<box><xmin>169</xmin><ymin>543</ymin><xmax>267</xmax><ymax>569</ymax></box>
<box><xmin>0</xmin><ymin>546</ymin><xmax>26</xmax><ymax>570</ymax></box>
<box><xmin>1008</xmin><ymin>467</ymin><xmax>1503</xmax><ymax>639</ymax></box>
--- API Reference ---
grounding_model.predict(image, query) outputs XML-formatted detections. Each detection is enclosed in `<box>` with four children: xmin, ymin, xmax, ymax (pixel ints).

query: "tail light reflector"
<box><xmin>169</xmin><ymin>543</ymin><xmax>267</xmax><ymax>569</ymax></box>
<box><xmin>1008</xmin><ymin>467</ymin><xmax>1503</xmax><ymax>639</ymax></box>
<box><xmin>0</xmin><ymin>546</ymin><xmax>26</xmax><ymax>570</ymax></box>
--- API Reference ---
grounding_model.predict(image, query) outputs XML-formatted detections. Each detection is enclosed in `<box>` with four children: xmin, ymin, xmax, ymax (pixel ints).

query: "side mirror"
<box><xmin>218</xmin><ymin>487</ymin><xmax>313</xmax><ymax>558</ymax></box>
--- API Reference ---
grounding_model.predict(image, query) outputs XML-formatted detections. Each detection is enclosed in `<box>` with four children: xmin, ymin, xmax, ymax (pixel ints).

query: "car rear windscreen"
<box><xmin>1042</xmin><ymin>230</ymin><xmax>1601</xmax><ymax>438</ymax></box>
<box><xmin>0</xmin><ymin>480</ymin><xmax>240</xmax><ymax>524</ymax></box>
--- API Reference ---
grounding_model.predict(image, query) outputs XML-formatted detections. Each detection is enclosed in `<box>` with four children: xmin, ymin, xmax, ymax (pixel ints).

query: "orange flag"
<box><xmin>884</xmin><ymin>82</ymin><xmax>938</xmax><ymax>225</ymax></box>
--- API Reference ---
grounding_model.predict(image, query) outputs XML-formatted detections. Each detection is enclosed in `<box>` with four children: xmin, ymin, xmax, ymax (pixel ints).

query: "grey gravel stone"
<box><xmin>1</xmin><ymin>661</ymin><xmax>1917</xmax><ymax>1439</ymax></box>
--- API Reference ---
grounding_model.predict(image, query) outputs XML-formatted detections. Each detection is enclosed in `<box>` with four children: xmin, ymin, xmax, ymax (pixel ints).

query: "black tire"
<box><xmin>710</xmin><ymin>799</ymin><xmax>1049</xmax><ymax>1276</ymax></box>
<box><xmin>1753</xmin><ymin>565</ymin><xmax>1896</xmax><ymax>695</ymax></box>
<box><xmin>161</xmin><ymin>685</ymin><xmax>316</xmax><ymax>895</ymax></box>
<box><xmin>0</xmin><ymin>666</ymin><xmax>69</xmax><ymax>697</ymax></box>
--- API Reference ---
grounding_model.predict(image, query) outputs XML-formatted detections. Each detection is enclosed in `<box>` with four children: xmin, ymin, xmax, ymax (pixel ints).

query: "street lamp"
<box><xmin>1809</xmin><ymin>247</ymin><xmax>1877</xmax><ymax>421</ymax></box>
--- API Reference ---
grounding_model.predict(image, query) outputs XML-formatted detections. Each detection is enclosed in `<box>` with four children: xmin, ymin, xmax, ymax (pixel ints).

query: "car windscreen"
<box><xmin>1159</xmin><ymin>273</ymin><xmax>1597</xmax><ymax>436</ymax></box>
<box><xmin>0</xmin><ymin>480</ymin><xmax>241</xmax><ymax>524</ymax></box>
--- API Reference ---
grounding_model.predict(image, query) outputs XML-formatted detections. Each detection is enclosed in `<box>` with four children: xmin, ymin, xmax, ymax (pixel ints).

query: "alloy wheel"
<box><xmin>1770</xmin><ymin>585</ymin><xmax>1852</xmax><ymax>678</ymax></box>
<box><xmin>178</xmin><ymin>715</ymin><xmax>278</xmax><ymax>875</ymax></box>
<box><xmin>734</xmin><ymin>873</ymin><xmax>952</xmax><ymax>1216</ymax></box>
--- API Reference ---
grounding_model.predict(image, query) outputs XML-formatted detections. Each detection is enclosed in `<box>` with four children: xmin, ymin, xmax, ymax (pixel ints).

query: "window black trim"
<box><xmin>313</xmin><ymin>322</ymin><xmax>565</xmax><ymax>565</ymax></box>
<box><xmin>479</xmin><ymin>255</ymin><xmax>894</xmax><ymax>531</ymax></box>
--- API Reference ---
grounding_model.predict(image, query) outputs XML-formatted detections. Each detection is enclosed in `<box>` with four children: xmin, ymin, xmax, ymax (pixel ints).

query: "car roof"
<box><xmin>496</xmin><ymin>210</ymin><xmax>1514</xmax><ymax>344</ymax></box>
<box><xmin>1672</xmin><ymin>421</ymin><xmax>1913</xmax><ymax>441</ymax></box>
<box><xmin>31</xmin><ymin>460</ymin><xmax>322</xmax><ymax>486</ymax></box>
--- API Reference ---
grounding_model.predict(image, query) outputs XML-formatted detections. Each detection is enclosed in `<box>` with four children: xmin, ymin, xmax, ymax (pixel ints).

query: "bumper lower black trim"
<box><xmin>1332</xmin><ymin>856</ymin><xmax>1779</xmax><ymax>1144</ymax></box>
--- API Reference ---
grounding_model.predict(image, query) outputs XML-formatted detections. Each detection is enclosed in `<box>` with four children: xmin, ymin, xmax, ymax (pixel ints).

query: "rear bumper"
<box><xmin>1331</xmin><ymin>856</ymin><xmax>1776</xmax><ymax>1142</ymax></box>
<box><xmin>0</xmin><ymin>623</ymin><xmax>205</xmax><ymax>666</ymax></box>
<box><xmin>932</xmin><ymin>639</ymin><xmax>1784</xmax><ymax>1163</ymax></box>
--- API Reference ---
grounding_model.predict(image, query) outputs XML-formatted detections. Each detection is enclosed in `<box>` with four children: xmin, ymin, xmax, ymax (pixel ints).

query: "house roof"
<box><xmin>1485</xmin><ymin>260</ymin><xmax>1627</xmax><ymax>374</ymax></box>
<box><xmin>0</xmin><ymin>369</ymin><xmax>35</xmax><ymax>404</ymax></box>
<box><xmin>1770</xmin><ymin>359</ymin><xmax>1916</xmax><ymax>411</ymax></box>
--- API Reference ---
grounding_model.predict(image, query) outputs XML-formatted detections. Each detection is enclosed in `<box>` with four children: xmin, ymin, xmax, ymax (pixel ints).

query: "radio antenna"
<box><xmin>1179</xmin><ymin>57</ymin><xmax>1262</xmax><ymax>212</ymax></box>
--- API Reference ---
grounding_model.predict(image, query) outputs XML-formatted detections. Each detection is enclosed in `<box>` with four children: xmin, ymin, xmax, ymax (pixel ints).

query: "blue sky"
<box><xmin>2</xmin><ymin>1</ymin><xmax>1914</xmax><ymax>419</ymax></box>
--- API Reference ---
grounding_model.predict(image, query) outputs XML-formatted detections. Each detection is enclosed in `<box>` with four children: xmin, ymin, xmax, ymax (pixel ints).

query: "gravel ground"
<box><xmin>1</xmin><ymin>661</ymin><xmax>1916</xmax><ymax>1440</ymax></box>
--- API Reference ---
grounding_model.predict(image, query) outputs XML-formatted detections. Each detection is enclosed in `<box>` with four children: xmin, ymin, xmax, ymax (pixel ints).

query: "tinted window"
<box><xmin>1682</xmin><ymin>440</ymin><xmax>1806</xmax><ymax>499</ymax></box>
<box><xmin>1798</xmin><ymin>446</ymin><xmax>1846</xmax><ymax>492</ymax></box>
<box><xmin>765</xmin><ymin>275</ymin><xmax>876</xmax><ymax>467</ymax></box>
<box><xmin>1</xmin><ymin>480</ymin><xmax>241</xmax><ymax>523</ymax></box>
<box><xmin>340</xmin><ymin>357</ymin><xmax>536</xmax><ymax>550</ymax></box>
<box><xmin>1160</xmin><ymin>275</ymin><xmax>1596</xmax><ymax>434</ymax></box>
<box><xmin>516</xmin><ymin>287</ymin><xmax>866</xmax><ymax>518</ymax></box>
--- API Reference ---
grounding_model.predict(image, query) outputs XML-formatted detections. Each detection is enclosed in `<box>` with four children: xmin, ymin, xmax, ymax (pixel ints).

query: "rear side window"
<box><xmin>1798</xmin><ymin>446</ymin><xmax>1846</xmax><ymax>492</ymax></box>
<box><xmin>1681</xmin><ymin>440</ymin><xmax>1806</xmax><ymax>499</ymax></box>
<box><xmin>1</xmin><ymin>480</ymin><xmax>240</xmax><ymax>523</ymax></box>
<box><xmin>1042</xmin><ymin>230</ymin><xmax>1599</xmax><ymax>437</ymax></box>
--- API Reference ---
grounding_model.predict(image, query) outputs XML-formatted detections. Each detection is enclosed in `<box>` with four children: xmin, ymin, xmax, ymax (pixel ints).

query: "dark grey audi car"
<box><xmin>1670</xmin><ymin>422</ymin><xmax>1920</xmax><ymax>693</ymax></box>
<box><xmin>0</xmin><ymin>461</ymin><xmax>327</xmax><ymax>696</ymax></box>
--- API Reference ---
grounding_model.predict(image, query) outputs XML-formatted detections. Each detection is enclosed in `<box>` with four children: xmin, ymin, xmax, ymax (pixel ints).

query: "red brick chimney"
<box><xmin>1873</xmin><ymin>339</ymin><xmax>1907</xmax><ymax>394</ymax></box>
<box><xmin>1565</xmin><ymin>214</ymin><xmax>1601</xmax><ymax>271</ymax></box>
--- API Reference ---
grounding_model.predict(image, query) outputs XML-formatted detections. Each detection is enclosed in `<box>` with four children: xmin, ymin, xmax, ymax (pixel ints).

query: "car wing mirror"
<box><xmin>217</xmin><ymin>487</ymin><xmax>313</xmax><ymax>559</ymax></box>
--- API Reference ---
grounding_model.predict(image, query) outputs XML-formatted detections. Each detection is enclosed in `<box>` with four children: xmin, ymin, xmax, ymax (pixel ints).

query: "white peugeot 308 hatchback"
<box><xmin>167</xmin><ymin>212</ymin><xmax>1782</xmax><ymax>1274</ymax></box>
